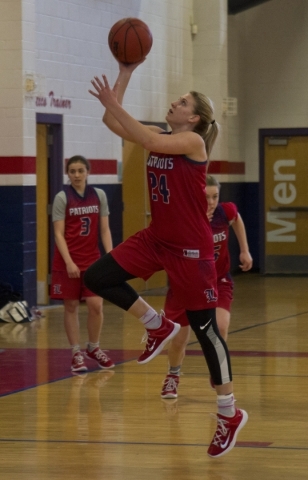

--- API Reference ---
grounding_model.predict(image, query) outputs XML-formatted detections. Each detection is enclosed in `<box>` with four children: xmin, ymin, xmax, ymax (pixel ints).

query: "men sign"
<box><xmin>264</xmin><ymin>134</ymin><xmax>308</xmax><ymax>273</ymax></box>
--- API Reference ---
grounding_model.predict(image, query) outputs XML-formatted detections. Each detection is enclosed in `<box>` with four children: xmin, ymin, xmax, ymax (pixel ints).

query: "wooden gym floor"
<box><xmin>0</xmin><ymin>273</ymin><xmax>307</xmax><ymax>480</ymax></box>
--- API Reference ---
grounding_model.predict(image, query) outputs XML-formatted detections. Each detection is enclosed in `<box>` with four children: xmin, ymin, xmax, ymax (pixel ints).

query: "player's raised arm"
<box><xmin>101</xmin><ymin>62</ymin><xmax>146</xmax><ymax>141</ymax></box>
<box><xmin>102</xmin><ymin>18</ymin><xmax>153</xmax><ymax>141</ymax></box>
<box><xmin>89</xmin><ymin>77</ymin><xmax>206</xmax><ymax>160</ymax></box>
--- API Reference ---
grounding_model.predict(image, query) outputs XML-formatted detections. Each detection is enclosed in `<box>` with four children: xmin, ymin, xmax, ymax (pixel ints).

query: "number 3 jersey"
<box><xmin>211</xmin><ymin>202</ymin><xmax>238</xmax><ymax>279</ymax></box>
<box><xmin>52</xmin><ymin>185</ymin><xmax>109</xmax><ymax>271</ymax></box>
<box><xmin>146</xmin><ymin>148</ymin><xmax>214</xmax><ymax>260</ymax></box>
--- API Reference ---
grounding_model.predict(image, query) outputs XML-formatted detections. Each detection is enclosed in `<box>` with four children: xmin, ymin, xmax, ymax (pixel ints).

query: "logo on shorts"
<box><xmin>53</xmin><ymin>284</ymin><xmax>62</xmax><ymax>295</ymax></box>
<box><xmin>183</xmin><ymin>249</ymin><xmax>200</xmax><ymax>258</ymax></box>
<box><xmin>204</xmin><ymin>288</ymin><xmax>217</xmax><ymax>303</ymax></box>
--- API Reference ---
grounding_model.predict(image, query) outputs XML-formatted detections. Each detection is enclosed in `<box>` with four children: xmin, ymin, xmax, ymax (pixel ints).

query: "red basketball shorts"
<box><xmin>111</xmin><ymin>229</ymin><xmax>218</xmax><ymax>311</ymax></box>
<box><xmin>164</xmin><ymin>276</ymin><xmax>234</xmax><ymax>327</ymax></box>
<box><xmin>50</xmin><ymin>270</ymin><xmax>97</xmax><ymax>300</ymax></box>
<box><xmin>216</xmin><ymin>276</ymin><xmax>234</xmax><ymax>312</ymax></box>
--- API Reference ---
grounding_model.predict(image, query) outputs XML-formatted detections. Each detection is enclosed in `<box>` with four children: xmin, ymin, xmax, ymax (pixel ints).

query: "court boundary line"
<box><xmin>187</xmin><ymin>309</ymin><xmax>308</xmax><ymax>348</ymax></box>
<box><xmin>0</xmin><ymin>437</ymin><xmax>307</xmax><ymax>452</ymax></box>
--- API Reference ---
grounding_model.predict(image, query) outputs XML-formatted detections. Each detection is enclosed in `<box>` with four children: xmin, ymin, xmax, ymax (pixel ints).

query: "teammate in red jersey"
<box><xmin>50</xmin><ymin>155</ymin><xmax>114</xmax><ymax>373</ymax></box>
<box><xmin>85</xmin><ymin>60</ymin><xmax>248</xmax><ymax>457</ymax></box>
<box><xmin>161</xmin><ymin>174</ymin><xmax>252</xmax><ymax>396</ymax></box>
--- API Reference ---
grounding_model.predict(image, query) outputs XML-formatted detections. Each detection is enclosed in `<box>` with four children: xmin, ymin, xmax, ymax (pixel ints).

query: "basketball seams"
<box><xmin>130</xmin><ymin>24</ymin><xmax>148</xmax><ymax>57</ymax></box>
<box><xmin>123</xmin><ymin>26</ymin><xmax>131</xmax><ymax>63</ymax></box>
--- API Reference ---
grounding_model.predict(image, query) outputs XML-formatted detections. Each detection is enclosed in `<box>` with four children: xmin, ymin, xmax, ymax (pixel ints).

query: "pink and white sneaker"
<box><xmin>161</xmin><ymin>374</ymin><xmax>179</xmax><ymax>399</ymax></box>
<box><xmin>207</xmin><ymin>408</ymin><xmax>248</xmax><ymax>458</ymax></box>
<box><xmin>85</xmin><ymin>347</ymin><xmax>115</xmax><ymax>369</ymax></box>
<box><xmin>138</xmin><ymin>314</ymin><xmax>181</xmax><ymax>364</ymax></box>
<box><xmin>71</xmin><ymin>351</ymin><xmax>88</xmax><ymax>373</ymax></box>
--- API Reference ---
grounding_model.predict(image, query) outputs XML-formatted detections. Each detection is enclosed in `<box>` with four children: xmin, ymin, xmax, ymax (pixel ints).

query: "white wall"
<box><xmin>4</xmin><ymin>0</ymin><xmax>308</xmax><ymax>184</ymax></box>
<box><xmin>193</xmin><ymin>0</ymin><xmax>229</xmax><ymax>162</ymax></box>
<box><xmin>227</xmin><ymin>13</ymin><xmax>241</xmax><ymax>165</ymax></box>
<box><xmin>1</xmin><ymin>0</ymin><xmax>232</xmax><ymax>168</ymax></box>
<box><xmin>229</xmin><ymin>0</ymin><xmax>308</xmax><ymax>182</ymax></box>
<box><xmin>34</xmin><ymin>0</ymin><xmax>195</xmax><ymax>165</ymax></box>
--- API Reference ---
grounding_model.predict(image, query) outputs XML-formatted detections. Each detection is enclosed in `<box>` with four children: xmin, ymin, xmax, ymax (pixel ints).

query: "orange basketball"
<box><xmin>108</xmin><ymin>18</ymin><xmax>153</xmax><ymax>64</ymax></box>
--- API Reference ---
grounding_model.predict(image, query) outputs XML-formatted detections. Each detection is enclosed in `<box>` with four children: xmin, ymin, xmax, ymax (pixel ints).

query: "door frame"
<box><xmin>259</xmin><ymin>127</ymin><xmax>308</xmax><ymax>274</ymax></box>
<box><xmin>36</xmin><ymin>113</ymin><xmax>63</xmax><ymax>303</ymax></box>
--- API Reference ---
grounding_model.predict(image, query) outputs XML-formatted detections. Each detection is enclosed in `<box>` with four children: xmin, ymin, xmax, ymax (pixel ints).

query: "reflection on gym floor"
<box><xmin>0</xmin><ymin>273</ymin><xmax>308</xmax><ymax>480</ymax></box>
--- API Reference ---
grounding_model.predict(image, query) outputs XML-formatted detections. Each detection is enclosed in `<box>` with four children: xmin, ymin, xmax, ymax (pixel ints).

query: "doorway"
<box><xmin>36</xmin><ymin>113</ymin><xmax>63</xmax><ymax>304</ymax></box>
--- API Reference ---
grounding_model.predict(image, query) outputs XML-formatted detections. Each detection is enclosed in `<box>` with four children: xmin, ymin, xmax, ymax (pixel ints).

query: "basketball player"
<box><xmin>50</xmin><ymin>155</ymin><xmax>114</xmax><ymax>373</ymax></box>
<box><xmin>161</xmin><ymin>174</ymin><xmax>253</xmax><ymax>398</ymax></box>
<box><xmin>85</xmin><ymin>61</ymin><xmax>248</xmax><ymax>458</ymax></box>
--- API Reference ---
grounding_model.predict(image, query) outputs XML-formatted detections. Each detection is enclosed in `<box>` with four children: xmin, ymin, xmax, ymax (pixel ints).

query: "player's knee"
<box><xmin>218</xmin><ymin>322</ymin><xmax>229</xmax><ymax>341</ymax></box>
<box><xmin>186</xmin><ymin>308</ymin><xmax>216</xmax><ymax>334</ymax></box>
<box><xmin>170</xmin><ymin>335</ymin><xmax>186</xmax><ymax>354</ymax></box>
<box><xmin>64</xmin><ymin>299</ymin><xmax>79</xmax><ymax>313</ymax></box>
<box><xmin>186</xmin><ymin>308</ymin><xmax>222</xmax><ymax>351</ymax></box>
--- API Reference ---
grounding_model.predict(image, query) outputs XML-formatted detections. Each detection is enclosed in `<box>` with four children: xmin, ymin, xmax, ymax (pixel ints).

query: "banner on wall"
<box><xmin>264</xmin><ymin>135</ymin><xmax>308</xmax><ymax>273</ymax></box>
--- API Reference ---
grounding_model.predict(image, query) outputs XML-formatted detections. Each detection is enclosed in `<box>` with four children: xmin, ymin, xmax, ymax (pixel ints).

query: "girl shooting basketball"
<box><xmin>85</xmin><ymin>60</ymin><xmax>248</xmax><ymax>458</ymax></box>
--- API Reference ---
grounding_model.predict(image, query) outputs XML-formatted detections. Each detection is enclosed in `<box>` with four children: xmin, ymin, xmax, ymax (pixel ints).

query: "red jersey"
<box><xmin>211</xmin><ymin>202</ymin><xmax>238</xmax><ymax>279</ymax></box>
<box><xmin>146</xmin><ymin>148</ymin><xmax>214</xmax><ymax>260</ymax></box>
<box><xmin>52</xmin><ymin>185</ymin><xmax>101</xmax><ymax>271</ymax></box>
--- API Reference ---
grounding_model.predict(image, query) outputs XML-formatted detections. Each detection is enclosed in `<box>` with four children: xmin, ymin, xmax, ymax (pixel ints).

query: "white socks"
<box><xmin>71</xmin><ymin>342</ymin><xmax>100</xmax><ymax>355</ymax></box>
<box><xmin>139</xmin><ymin>308</ymin><xmax>162</xmax><ymax>329</ymax></box>
<box><xmin>169</xmin><ymin>365</ymin><xmax>181</xmax><ymax>376</ymax></box>
<box><xmin>217</xmin><ymin>393</ymin><xmax>235</xmax><ymax>417</ymax></box>
<box><xmin>71</xmin><ymin>344</ymin><xmax>81</xmax><ymax>356</ymax></box>
<box><xmin>87</xmin><ymin>341</ymin><xmax>99</xmax><ymax>352</ymax></box>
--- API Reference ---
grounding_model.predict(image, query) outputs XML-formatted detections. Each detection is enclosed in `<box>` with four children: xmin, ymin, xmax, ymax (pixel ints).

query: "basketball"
<box><xmin>108</xmin><ymin>18</ymin><xmax>153</xmax><ymax>64</ymax></box>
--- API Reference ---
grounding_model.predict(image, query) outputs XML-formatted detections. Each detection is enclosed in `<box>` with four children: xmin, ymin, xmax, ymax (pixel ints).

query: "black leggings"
<box><xmin>84</xmin><ymin>253</ymin><xmax>140</xmax><ymax>310</ymax></box>
<box><xmin>84</xmin><ymin>253</ymin><xmax>232</xmax><ymax>385</ymax></box>
<box><xmin>186</xmin><ymin>308</ymin><xmax>232</xmax><ymax>385</ymax></box>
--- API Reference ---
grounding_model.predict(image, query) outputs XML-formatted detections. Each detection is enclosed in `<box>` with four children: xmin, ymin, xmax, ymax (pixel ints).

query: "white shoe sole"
<box><xmin>161</xmin><ymin>393</ymin><xmax>178</xmax><ymax>399</ymax></box>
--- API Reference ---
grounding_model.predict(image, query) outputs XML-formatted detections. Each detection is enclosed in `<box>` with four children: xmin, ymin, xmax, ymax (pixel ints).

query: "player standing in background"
<box><xmin>50</xmin><ymin>155</ymin><xmax>115</xmax><ymax>373</ymax></box>
<box><xmin>161</xmin><ymin>174</ymin><xmax>253</xmax><ymax>399</ymax></box>
<box><xmin>85</xmin><ymin>60</ymin><xmax>248</xmax><ymax>458</ymax></box>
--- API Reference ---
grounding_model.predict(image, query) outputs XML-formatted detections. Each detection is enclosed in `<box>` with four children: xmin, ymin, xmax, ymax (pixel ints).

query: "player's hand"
<box><xmin>239</xmin><ymin>252</ymin><xmax>253</xmax><ymax>271</ymax></box>
<box><xmin>66</xmin><ymin>262</ymin><xmax>80</xmax><ymax>278</ymax></box>
<box><xmin>119</xmin><ymin>58</ymin><xmax>146</xmax><ymax>73</ymax></box>
<box><xmin>207</xmin><ymin>207</ymin><xmax>215</xmax><ymax>222</ymax></box>
<box><xmin>89</xmin><ymin>75</ymin><xmax>118</xmax><ymax>107</ymax></box>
